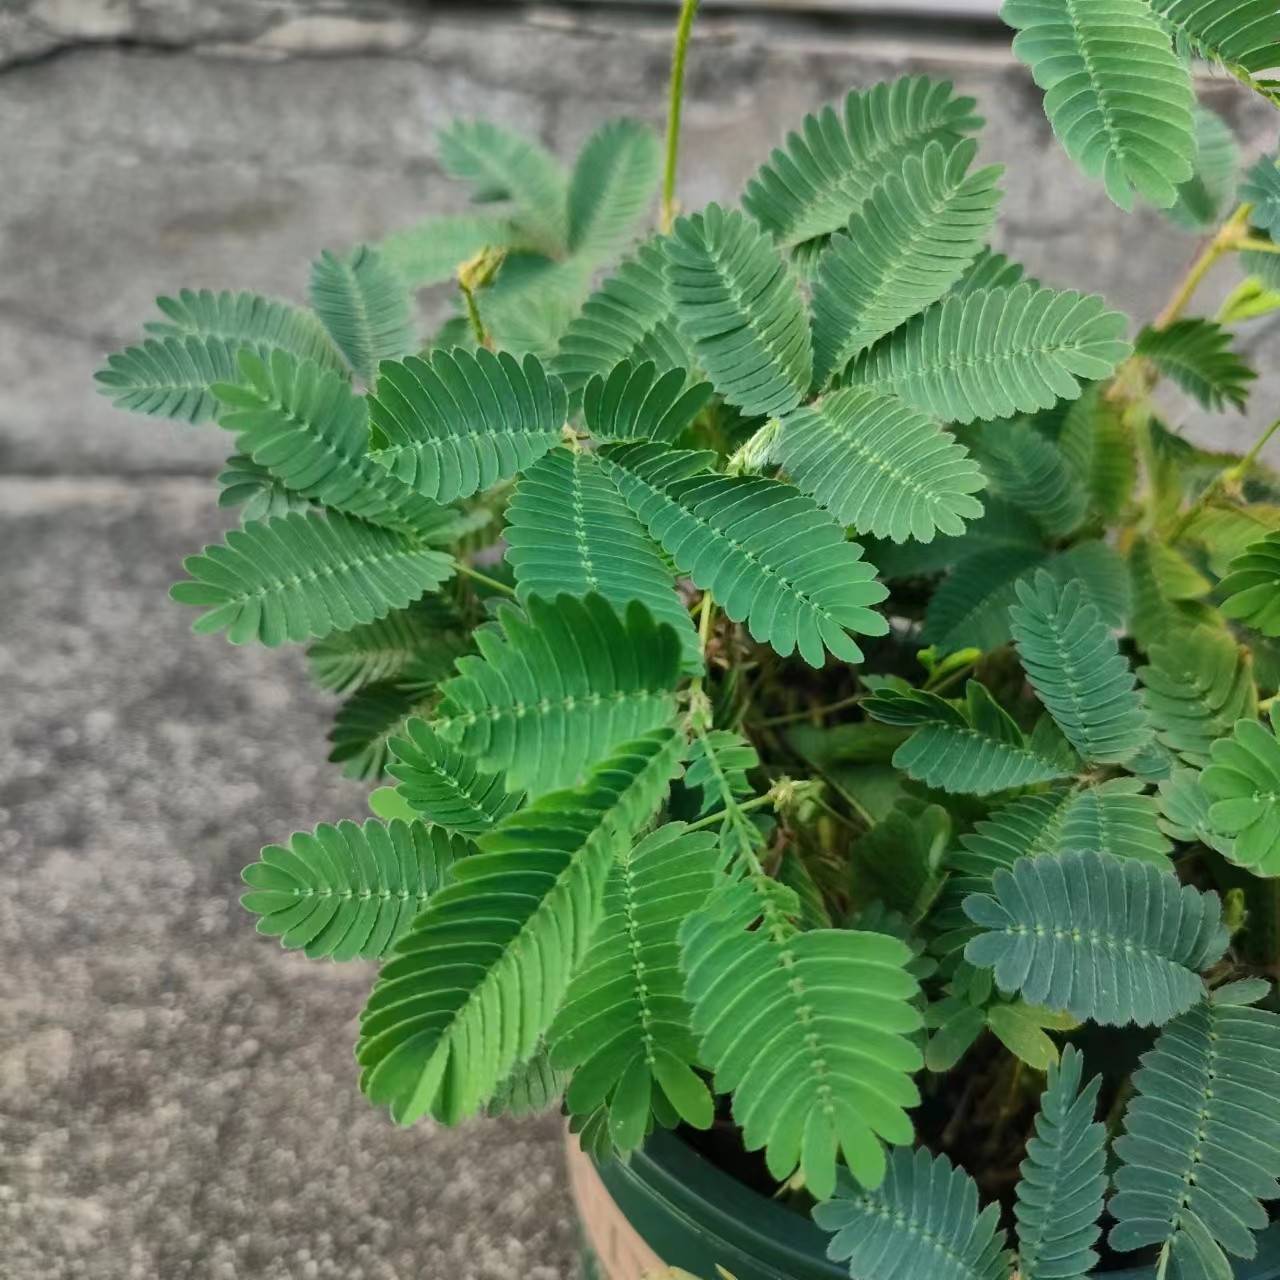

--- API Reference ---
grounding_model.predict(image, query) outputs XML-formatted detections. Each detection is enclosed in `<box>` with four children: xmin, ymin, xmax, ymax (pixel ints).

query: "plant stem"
<box><xmin>661</xmin><ymin>0</ymin><xmax>700</xmax><ymax>233</ymax></box>
<box><xmin>684</xmin><ymin>791</ymin><xmax>775</xmax><ymax>834</ymax></box>
<box><xmin>1167</xmin><ymin>415</ymin><xmax>1280</xmax><ymax>541</ymax></box>
<box><xmin>1152</xmin><ymin>203</ymin><xmax>1252</xmax><ymax>330</ymax></box>
<box><xmin>751</xmin><ymin>690</ymin><xmax>865</xmax><ymax>728</ymax></box>
<box><xmin>459</xmin><ymin>280</ymin><xmax>490</xmax><ymax>349</ymax></box>
<box><xmin>455</xmin><ymin>561</ymin><xmax>515</xmax><ymax>597</ymax></box>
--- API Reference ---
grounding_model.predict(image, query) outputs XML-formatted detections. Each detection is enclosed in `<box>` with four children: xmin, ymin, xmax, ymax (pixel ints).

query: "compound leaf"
<box><xmin>1201</xmin><ymin>710</ymin><xmax>1280</xmax><ymax>875</ymax></box>
<box><xmin>1220</xmin><ymin>530</ymin><xmax>1280</xmax><ymax>635</ymax></box>
<box><xmin>309</xmin><ymin>246</ymin><xmax>415</xmax><ymax>384</ymax></box>
<box><xmin>567</xmin><ymin>119</ymin><xmax>662</xmax><ymax>261</ymax></box>
<box><xmin>1136</xmin><ymin>319</ymin><xmax>1255</xmax><ymax>412</ymax></box>
<box><xmin>581</xmin><ymin>360</ymin><xmax>714</xmax><ymax>444</ymax></box>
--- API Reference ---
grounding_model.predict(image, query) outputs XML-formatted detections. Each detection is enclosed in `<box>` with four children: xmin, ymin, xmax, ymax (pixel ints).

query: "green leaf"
<box><xmin>379</xmin><ymin>213</ymin><xmax>522</xmax><ymax>287</ymax></box>
<box><xmin>951</xmin><ymin>246</ymin><xmax>1033</xmax><ymax>295</ymax></box>
<box><xmin>844</xmin><ymin>285</ymin><xmax>1131</xmax><ymax>424</ymax></box>
<box><xmin>309</xmin><ymin>246</ymin><xmax>415</xmax><ymax>384</ymax></box>
<box><xmin>214</xmin><ymin>349</ymin><xmax>451</xmax><ymax>541</ymax></box>
<box><xmin>1137</xmin><ymin>629</ymin><xmax>1257</xmax><ymax>766</ymax></box>
<box><xmin>987</xmin><ymin>1002</ymin><xmax>1072</xmax><ymax>1071</ymax></box>
<box><xmin>438</xmin><ymin>119</ymin><xmax>569</xmax><ymax>253</ymax></box>
<box><xmin>1002</xmin><ymin>0</ymin><xmax>1197</xmax><ymax>210</ymax></box>
<box><xmin>241</xmin><ymin>819</ymin><xmax>466</xmax><ymax>960</ymax></box>
<box><xmin>1057</xmin><ymin>384</ymin><xmax>1136</xmax><ymax>521</ymax></box>
<box><xmin>867</xmin><ymin>680</ymin><xmax>1078</xmax><ymax>795</ymax></box>
<box><xmin>368</xmin><ymin>347</ymin><xmax>567</xmax><ymax>504</ymax></box>
<box><xmin>964</xmin><ymin>850</ymin><xmax>1227</xmax><ymax>1025</ymax></box>
<box><xmin>434</xmin><ymin>594</ymin><xmax>683</xmax><ymax>798</ymax></box>
<box><xmin>1166</xmin><ymin>106</ymin><xmax>1240</xmax><ymax>232</ymax></box>
<box><xmin>486</xmin><ymin>1046</ymin><xmax>567</xmax><ymax>1120</ymax></box>
<box><xmin>1014</xmin><ymin>1045</ymin><xmax>1106</xmax><ymax>1280</ymax></box>
<box><xmin>1136</xmin><ymin>319</ymin><xmax>1255</xmax><ymax>412</ymax></box>
<box><xmin>216</xmin><ymin>452</ymin><xmax>312</xmax><ymax>522</ymax></box>
<box><xmin>666</xmin><ymin>204</ymin><xmax>813</xmax><ymax>418</ymax></box>
<box><xmin>328</xmin><ymin>681</ymin><xmax>437</xmax><ymax>781</ymax></box>
<box><xmin>581</xmin><ymin>360</ymin><xmax>714</xmax><ymax>444</ymax></box>
<box><xmin>599</xmin><ymin>442</ymin><xmax>889</xmax><ymax>667</ymax></box>
<box><xmin>1202</xmin><ymin>709</ymin><xmax>1280</xmax><ymax>874</ymax></box>
<box><xmin>811</xmin><ymin>140</ymin><xmax>1002</xmax><ymax>386</ymax></box>
<box><xmin>683</xmin><ymin>729</ymin><xmax>769</xmax><ymax>865</ymax></box>
<box><xmin>386</xmin><ymin>718</ymin><xmax>523</xmax><ymax>834</ymax></box>
<box><xmin>978</xmin><ymin>420</ymin><xmax>1087</xmax><ymax>538</ymax></box>
<box><xmin>814</xmin><ymin>1148</ymin><xmax>1007</xmax><ymax>1280</ymax></box>
<box><xmin>551</xmin><ymin>238</ymin><xmax>693</xmax><ymax>400</ymax></box>
<box><xmin>1243</xmin><ymin>154</ymin><xmax>1280</xmax><ymax>239</ymax></box>
<box><xmin>95</xmin><ymin>335</ymin><xmax>244</xmax><ymax>425</ymax></box>
<box><xmin>145</xmin><ymin>287</ymin><xmax>342</xmax><ymax>363</ymax></box>
<box><xmin>743</xmin><ymin>75</ymin><xmax>982</xmax><ymax>255</ymax></box>
<box><xmin>1157</xmin><ymin>766</ymin><xmax>1238</xmax><ymax>857</ymax></box>
<box><xmin>776</xmin><ymin>388</ymin><xmax>985</xmax><ymax>544</ymax></box>
<box><xmin>849</xmin><ymin>799</ymin><xmax>951</xmax><ymax>921</ymax></box>
<box><xmin>357</xmin><ymin>728</ymin><xmax>683</xmax><ymax>1125</ymax></box>
<box><xmin>683</xmin><ymin>876</ymin><xmax>924</xmax><ymax>1197</ymax></box>
<box><xmin>1149</xmin><ymin>0</ymin><xmax>1280</xmax><ymax>76</ymax></box>
<box><xmin>1010</xmin><ymin>571</ymin><xmax>1151</xmax><ymax>764</ymax></box>
<box><xmin>504</xmin><ymin>447</ymin><xmax>701</xmax><ymax>670</ymax></box>
<box><xmin>550</xmin><ymin>824</ymin><xmax>720</xmax><ymax>1150</ymax></box>
<box><xmin>1110</xmin><ymin>988</ymin><xmax>1280</xmax><ymax>1273</ymax></box>
<box><xmin>170</xmin><ymin>510</ymin><xmax>454</xmax><ymax>647</ymax></box>
<box><xmin>567</xmin><ymin>119</ymin><xmax>662</xmax><ymax>261</ymax></box>
<box><xmin>1220</xmin><ymin>529</ymin><xmax>1280</xmax><ymax>635</ymax></box>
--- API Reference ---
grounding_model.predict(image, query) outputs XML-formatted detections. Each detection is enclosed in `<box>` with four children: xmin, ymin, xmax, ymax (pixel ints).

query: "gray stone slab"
<box><xmin>2</xmin><ymin>6</ymin><xmax>1278</xmax><ymax>478</ymax></box>
<box><xmin>0</xmin><ymin>478</ymin><xmax>578</xmax><ymax>1279</ymax></box>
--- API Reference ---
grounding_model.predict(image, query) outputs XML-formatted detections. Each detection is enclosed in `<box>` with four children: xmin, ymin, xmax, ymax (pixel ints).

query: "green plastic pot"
<box><xmin>582</xmin><ymin>1128</ymin><xmax>1280</xmax><ymax>1280</ymax></box>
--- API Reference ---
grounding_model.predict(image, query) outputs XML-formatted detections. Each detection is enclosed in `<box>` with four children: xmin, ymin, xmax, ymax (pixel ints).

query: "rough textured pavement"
<box><xmin>3</xmin><ymin>3</ymin><xmax>1279</xmax><ymax>1278</ymax></box>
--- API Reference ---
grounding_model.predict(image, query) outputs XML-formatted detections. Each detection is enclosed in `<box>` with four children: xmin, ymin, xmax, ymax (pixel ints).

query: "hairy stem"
<box><xmin>1153</xmin><ymin>203</ymin><xmax>1253</xmax><ymax>331</ymax></box>
<box><xmin>684</xmin><ymin>790</ymin><xmax>775</xmax><ymax>835</ymax></box>
<box><xmin>459</xmin><ymin>279</ymin><xmax>491</xmax><ymax>349</ymax></box>
<box><xmin>661</xmin><ymin>0</ymin><xmax>700</xmax><ymax>233</ymax></box>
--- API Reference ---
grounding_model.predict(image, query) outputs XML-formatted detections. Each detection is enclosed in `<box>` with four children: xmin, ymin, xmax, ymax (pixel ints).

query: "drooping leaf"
<box><xmin>1057</xmin><ymin>384</ymin><xmax>1136</xmax><ymax>521</ymax></box>
<box><xmin>682</xmin><ymin>875</ymin><xmax>924</xmax><ymax>1197</ymax></box>
<box><xmin>1109</xmin><ymin>985</ymin><xmax>1280</xmax><ymax>1275</ymax></box>
<box><xmin>1220</xmin><ymin>530</ymin><xmax>1280</xmax><ymax>635</ymax></box>
<box><xmin>743</xmin><ymin>75</ymin><xmax>982</xmax><ymax>255</ymax></box>
<box><xmin>1166</xmin><ymin>106</ymin><xmax>1240</xmax><ymax>231</ymax></box>
<box><xmin>386</xmin><ymin>718</ymin><xmax>523</xmax><ymax>835</ymax></box>
<box><xmin>809</xmin><ymin>140</ymin><xmax>1003</xmax><ymax>384</ymax></box>
<box><xmin>486</xmin><ymin>1046</ymin><xmax>567</xmax><ymax>1120</ymax></box>
<box><xmin>309</xmin><ymin>245</ymin><xmax>415</xmax><ymax>384</ymax></box>
<box><xmin>665</xmin><ymin>203</ymin><xmax>813</xmax><ymax>418</ymax></box>
<box><xmin>1243</xmin><ymin>153</ymin><xmax>1280</xmax><ymax>239</ymax></box>
<box><xmin>814</xmin><ymin>1147</ymin><xmax>1007</xmax><ymax>1280</ymax></box>
<box><xmin>170</xmin><ymin>510</ymin><xmax>454</xmax><ymax>647</ymax></box>
<box><xmin>1201</xmin><ymin>709</ymin><xmax>1280</xmax><ymax>875</ymax></box>
<box><xmin>433</xmin><ymin>594</ymin><xmax>683</xmax><ymax>798</ymax></box>
<box><xmin>241</xmin><ymin>819</ymin><xmax>467</xmax><ymax>960</ymax></box>
<box><xmin>843</xmin><ymin>285</ymin><xmax>1131</xmax><ymax>424</ymax></box>
<box><xmin>95</xmin><ymin>335</ymin><xmax>245</xmax><ymax>425</ymax></box>
<box><xmin>1136</xmin><ymin>319</ymin><xmax>1255</xmax><ymax>412</ymax></box>
<box><xmin>328</xmin><ymin>680</ymin><xmax>437</xmax><ymax>781</ymax></box>
<box><xmin>599</xmin><ymin>442</ymin><xmax>889</xmax><ymax>667</ymax></box>
<box><xmin>358</xmin><ymin>729</ymin><xmax>683</xmax><ymax>1125</ymax></box>
<box><xmin>567</xmin><ymin>119</ymin><xmax>662</xmax><ymax>261</ymax></box>
<box><xmin>977</xmin><ymin>419</ymin><xmax>1088</xmax><ymax>538</ymax></box>
<box><xmin>951</xmin><ymin>246</ymin><xmax>1033</xmax><ymax>295</ymax></box>
<box><xmin>504</xmin><ymin>447</ymin><xmax>701</xmax><ymax>669</ymax></box>
<box><xmin>216</xmin><ymin>452</ymin><xmax>312</xmax><ymax>522</ymax></box>
<box><xmin>964</xmin><ymin>850</ymin><xmax>1228</xmax><ymax>1025</ymax></box>
<box><xmin>379</xmin><ymin>212</ymin><xmax>523</xmax><ymax>287</ymax></box>
<box><xmin>776</xmin><ymin>388</ymin><xmax>985</xmax><ymax>544</ymax></box>
<box><xmin>580</xmin><ymin>360</ymin><xmax>714</xmax><ymax>444</ymax></box>
<box><xmin>1014</xmin><ymin>1045</ymin><xmax>1107</xmax><ymax>1280</ymax></box>
<box><xmin>550</xmin><ymin>824</ymin><xmax>720</xmax><ymax>1152</ymax></box>
<box><xmin>1010</xmin><ymin>571</ymin><xmax>1151</xmax><ymax>764</ymax></box>
<box><xmin>1002</xmin><ymin>0</ymin><xmax>1197</xmax><ymax>210</ymax></box>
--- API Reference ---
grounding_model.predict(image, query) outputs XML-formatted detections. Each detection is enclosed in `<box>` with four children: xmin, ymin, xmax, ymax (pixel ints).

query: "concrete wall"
<box><xmin>3</xmin><ymin>4</ymin><xmax>1277</xmax><ymax>1278</ymax></box>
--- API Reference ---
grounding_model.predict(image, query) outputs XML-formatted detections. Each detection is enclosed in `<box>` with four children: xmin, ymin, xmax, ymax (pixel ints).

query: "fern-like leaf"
<box><xmin>214</xmin><ymin>349</ymin><xmax>449</xmax><ymax>540</ymax></box>
<box><xmin>1220</xmin><ymin>530</ymin><xmax>1280</xmax><ymax>635</ymax></box>
<box><xmin>434</xmin><ymin>593</ymin><xmax>682</xmax><ymax>798</ymax></box>
<box><xmin>241</xmin><ymin>819</ymin><xmax>466</xmax><ymax>960</ymax></box>
<box><xmin>386</xmin><ymin>718</ymin><xmax>523</xmax><ymax>834</ymax></box>
<box><xmin>1166</xmin><ymin>105</ymin><xmax>1240</xmax><ymax>232</ymax></box>
<box><xmin>368</xmin><ymin>347</ymin><xmax>566</xmax><ymax>503</ymax></box>
<box><xmin>438</xmin><ymin>119</ymin><xmax>569</xmax><ymax>254</ymax></box>
<box><xmin>682</xmin><ymin>875</ymin><xmax>924</xmax><ymax>1197</ymax></box>
<box><xmin>216</xmin><ymin>452</ymin><xmax>312</xmax><ymax>522</ymax></box>
<box><xmin>550</xmin><ymin>824</ymin><xmax>720</xmax><ymax>1152</ymax></box>
<box><xmin>171</xmin><ymin>510</ymin><xmax>454</xmax><ymax>647</ymax></box>
<box><xmin>551</xmin><ymin>239</ymin><xmax>693</xmax><ymax>399</ymax></box>
<box><xmin>1002</xmin><ymin>0</ymin><xmax>1197</xmax><ymax>210</ymax></box>
<box><xmin>665</xmin><ymin>204</ymin><xmax>813</xmax><ymax>418</ymax></box>
<box><xmin>1149</xmin><ymin>0</ymin><xmax>1280</xmax><ymax>76</ymax></box>
<box><xmin>1243</xmin><ymin>154</ymin><xmax>1280</xmax><ymax>239</ymax></box>
<box><xmin>309</xmin><ymin>246</ymin><xmax>415</xmax><ymax>384</ymax></box>
<box><xmin>1137</xmin><ymin>630</ymin><xmax>1257</xmax><ymax>767</ymax></box>
<box><xmin>328</xmin><ymin>680</ymin><xmax>436</xmax><ymax>781</ymax></box>
<box><xmin>1109</xmin><ymin>984</ymin><xmax>1280</xmax><ymax>1275</ymax></box>
<box><xmin>684</xmin><ymin>729</ymin><xmax>770</xmax><ymax>865</ymax></box>
<box><xmin>1010</xmin><ymin>571</ymin><xmax>1151</xmax><ymax>764</ymax></box>
<box><xmin>1135</xmin><ymin>319</ymin><xmax>1255</xmax><ymax>412</ymax></box>
<box><xmin>1057</xmin><ymin>384</ymin><xmax>1136</xmax><ymax>521</ymax></box>
<box><xmin>504</xmin><ymin>447</ymin><xmax>700</xmax><ymax>669</ymax></box>
<box><xmin>581</xmin><ymin>360</ymin><xmax>714</xmax><ymax>444</ymax></box>
<box><xmin>1201</xmin><ymin>709</ymin><xmax>1280</xmax><ymax>874</ymax></box>
<box><xmin>743</xmin><ymin>75</ymin><xmax>982</xmax><ymax>255</ymax></box>
<box><xmin>357</xmin><ymin>728</ymin><xmax>683</xmax><ymax>1125</ymax></box>
<box><xmin>599</xmin><ymin>442</ymin><xmax>889</xmax><ymax>667</ymax></box>
<box><xmin>844</xmin><ymin>285</ymin><xmax>1130</xmax><ymax>423</ymax></box>
<box><xmin>1014</xmin><ymin>1045</ymin><xmax>1106</xmax><ymax>1280</ymax></box>
<box><xmin>978</xmin><ymin>420</ymin><xmax>1087</xmax><ymax>538</ymax></box>
<box><xmin>810</xmin><ymin>140</ymin><xmax>1003</xmax><ymax>384</ymax></box>
<box><xmin>964</xmin><ymin>850</ymin><xmax>1227</xmax><ymax>1025</ymax></box>
<box><xmin>952</xmin><ymin>246</ymin><xmax>1032</xmax><ymax>295</ymax></box>
<box><xmin>379</xmin><ymin>212</ymin><xmax>523</xmax><ymax>287</ymax></box>
<box><xmin>95</xmin><ymin>335</ymin><xmax>244</xmax><ymax>425</ymax></box>
<box><xmin>776</xmin><ymin>388</ymin><xmax>985</xmax><ymax>543</ymax></box>
<box><xmin>486</xmin><ymin>1046</ymin><xmax>567</xmax><ymax>1119</ymax></box>
<box><xmin>814</xmin><ymin>1147</ymin><xmax>1007</xmax><ymax>1280</ymax></box>
<box><xmin>567</xmin><ymin>119</ymin><xmax>662</xmax><ymax>261</ymax></box>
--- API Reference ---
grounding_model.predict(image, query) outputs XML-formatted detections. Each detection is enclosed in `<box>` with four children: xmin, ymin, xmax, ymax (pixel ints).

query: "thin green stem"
<box><xmin>751</xmin><ymin>690</ymin><xmax>864</xmax><ymax>729</ymax></box>
<box><xmin>661</xmin><ymin>0</ymin><xmax>700</xmax><ymax>233</ymax></box>
<box><xmin>455</xmin><ymin>561</ymin><xmax>516</xmax><ymax>597</ymax></box>
<box><xmin>684</xmin><ymin>790</ymin><xmax>775</xmax><ymax>834</ymax></box>
<box><xmin>1236</xmin><ymin>236</ymin><xmax>1280</xmax><ymax>255</ymax></box>
<box><xmin>459</xmin><ymin>280</ymin><xmax>490</xmax><ymax>349</ymax></box>
<box><xmin>1167</xmin><ymin>415</ymin><xmax>1280</xmax><ymax>541</ymax></box>
<box><xmin>1153</xmin><ymin>203</ymin><xmax>1252</xmax><ymax>331</ymax></box>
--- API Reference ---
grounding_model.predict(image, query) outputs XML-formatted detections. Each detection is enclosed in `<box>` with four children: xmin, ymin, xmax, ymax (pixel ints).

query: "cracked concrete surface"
<box><xmin>3</xmin><ymin>2</ymin><xmax>1280</xmax><ymax>1278</ymax></box>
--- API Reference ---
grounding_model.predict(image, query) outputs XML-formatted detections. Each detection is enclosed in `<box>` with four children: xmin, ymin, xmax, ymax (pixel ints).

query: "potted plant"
<box><xmin>97</xmin><ymin>0</ymin><xmax>1280</xmax><ymax>1276</ymax></box>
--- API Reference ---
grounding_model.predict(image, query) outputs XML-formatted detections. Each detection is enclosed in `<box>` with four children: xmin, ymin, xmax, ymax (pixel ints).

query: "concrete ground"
<box><xmin>3</xmin><ymin>2</ymin><xmax>1279</xmax><ymax>1278</ymax></box>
